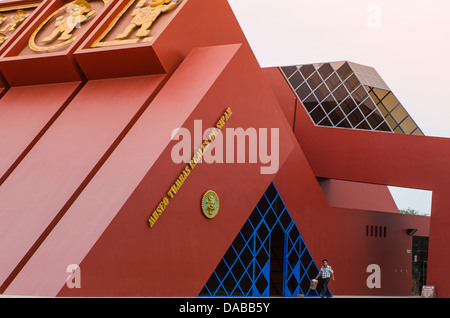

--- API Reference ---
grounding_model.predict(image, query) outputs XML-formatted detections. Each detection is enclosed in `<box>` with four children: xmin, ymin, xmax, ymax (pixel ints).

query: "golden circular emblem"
<box><xmin>201</xmin><ymin>190</ymin><xmax>219</xmax><ymax>219</ymax></box>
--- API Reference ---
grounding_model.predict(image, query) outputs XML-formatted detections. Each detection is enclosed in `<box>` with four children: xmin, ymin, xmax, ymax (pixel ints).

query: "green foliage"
<box><xmin>399</xmin><ymin>207</ymin><xmax>426</xmax><ymax>215</ymax></box>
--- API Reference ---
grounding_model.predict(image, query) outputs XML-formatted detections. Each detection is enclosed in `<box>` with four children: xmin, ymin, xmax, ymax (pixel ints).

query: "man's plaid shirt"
<box><xmin>319</xmin><ymin>265</ymin><xmax>334</xmax><ymax>279</ymax></box>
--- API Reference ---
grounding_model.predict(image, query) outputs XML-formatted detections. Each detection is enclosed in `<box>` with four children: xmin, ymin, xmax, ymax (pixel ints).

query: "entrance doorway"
<box><xmin>269</xmin><ymin>224</ymin><xmax>285</xmax><ymax>296</ymax></box>
<box><xmin>412</xmin><ymin>236</ymin><xmax>429</xmax><ymax>295</ymax></box>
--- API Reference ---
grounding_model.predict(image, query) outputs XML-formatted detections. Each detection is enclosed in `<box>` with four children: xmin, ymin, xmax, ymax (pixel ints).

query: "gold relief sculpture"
<box><xmin>91</xmin><ymin>0</ymin><xmax>179</xmax><ymax>48</ymax></box>
<box><xmin>41</xmin><ymin>0</ymin><xmax>95</xmax><ymax>43</ymax></box>
<box><xmin>116</xmin><ymin>0</ymin><xmax>177</xmax><ymax>39</ymax></box>
<box><xmin>0</xmin><ymin>9</ymin><xmax>32</xmax><ymax>46</ymax></box>
<box><xmin>0</xmin><ymin>14</ymin><xmax>7</xmax><ymax>45</ymax></box>
<box><xmin>0</xmin><ymin>32</ymin><xmax>7</xmax><ymax>45</ymax></box>
<box><xmin>29</xmin><ymin>0</ymin><xmax>105</xmax><ymax>52</ymax></box>
<box><xmin>1</xmin><ymin>10</ymin><xmax>29</xmax><ymax>33</ymax></box>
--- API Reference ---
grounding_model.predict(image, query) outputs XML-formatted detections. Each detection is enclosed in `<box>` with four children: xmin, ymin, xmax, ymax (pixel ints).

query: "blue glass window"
<box><xmin>199</xmin><ymin>183</ymin><xmax>330</xmax><ymax>297</ymax></box>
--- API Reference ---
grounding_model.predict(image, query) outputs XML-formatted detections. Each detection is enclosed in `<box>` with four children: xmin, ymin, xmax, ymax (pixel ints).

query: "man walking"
<box><xmin>315</xmin><ymin>259</ymin><xmax>335</xmax><ymax>298</ymax></box>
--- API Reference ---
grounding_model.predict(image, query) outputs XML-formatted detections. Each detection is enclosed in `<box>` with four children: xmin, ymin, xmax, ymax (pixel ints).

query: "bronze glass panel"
<box><xmin>337</xmin><ymin>118</ymin><xmax>351</xmax><ymax>128</ymax></box>
<box><xmin>333</xmin><ymin>84</ymin><xmax>349</xmax><ymax>102</ymax></box>
<box><xmin>355</xmin><ymin>120</ymin><xmax>371</xmax><ymax>130</ymax></box>
<box><xmin>367</xmin><ymin>87</ymin><xmax>380</xmax><ymax>104</ymax></box>
<box><xmin>366</xmin><ymin>110</ymin><xmax>385</xmax><ymax>129</ymax></box>
<box><xmin>376</xmin><ymin>122</ymin><xmax>392</xmax><ymax>132</ymax></box>
<box><xmin>328</xmin><ymin>107</ymin><xmax>345</xmax><ymax>125</ymax></box>
<box><xmin>399</xmin><ymin>116</ymin><xmax>417</xmax><ymax>134</ymax></box>
<box><xmin>384</xmin><ymin>114</ymin><xmax>397</xmax><ymax>129</ymax></box>
<box><xmin>302</xmin><ymin>94</ymin><xmax>319</xmax><ymax>112</ymax></box>
<box><xmin>325</xmin><ymin>73</ymin><xmax>341</xmax><ymax>92</ymax></box>
<box><xmin>314</xmin><ymin>83</ymin><xmax>330</xmax><ymax>102</ymax></box>
<box><xmin>340</xmin><ymin>97</ymin><xmax>357</xmax><ymax>115</ymax></box>
<box><xmin>289</xmin><ymin>71</ymin><xmax>304</xmax><ymax>90</ymax></box>
<box><xmin>295</xmin><ymin>82</ymin><xmax>312</xmax><ymax>100</ymax></box>
<box><xmin>359</xmin><ymin>97</ymin><xmax>377</xmax><ymax>116</ymax></box>
<box><xmin>318</xmin><ymin>116</ymin><xmax>333</xmax><ymax>127</ymax></box>
<box><xmin>318</xmin><ymin>63</ymin><xmax>334</xmax><ymax>80</ymax></box>
<box><xmin>344</xmin><ymin>74</ymin><xmax>359</xmax><ymax>93</ymax></box>
<box><xmin>306</xmin><ymin>72</ymin><xmax>322</xmax><ymax>91</ymax></box>
<box><xmin>412</xmin><ymin>128</ymin><xmax>424</xmax><ymax>136</ymax></box>
<box><xmin>352</xmin><ymin>85</ymin><xmax>368</xmax><ymax>104</ymax></box>
<box><xmin>321</xmin><ymin>95</ymin><xmax>337</xmax><ymax>113</ymax></box>
<box><xmin>299</xmin><ymin>65</ymin><xmax>315</xmax><ymax>79</ymax></box>
<box><xmin>347</xmin><ymin>108</ymin><xmax>364</xmax><ymax>127</ymax></box>
<box><xmin>310</xmin><ymin>105</ymin><xmax>326</xmax><ymax>123</ymax></box>
<box><xmin>337</xmin><ymin>62</ymin><xmax>352</xmax><ymax>81</ymax></box>
<box><xmin>391</xmin><ymin>105</ymin><xmax>408</xmax><ymax>123</ymax></box>
<box><xmin>281</xmin><ymin>66</ymin><xmax>298</xmax><ymax>78</ymax></box>
<box><xmin>379</xmin><ymin>91</ymin><xmax>399</xmax><ymax>112</ymax></box>
<box><xmin>393</xmin><ymin>126</ymin><xmax>403</xmax><ymax>134</ymax></box>
<box><xmin>372</xmin><ymin>88</ymin><xmax>390</xmax><ymax>104</ymax></box>
<box><xmin>376</xmin><ymin>102</ymin><xmax>389</xmax><ymax>117</ymax></box>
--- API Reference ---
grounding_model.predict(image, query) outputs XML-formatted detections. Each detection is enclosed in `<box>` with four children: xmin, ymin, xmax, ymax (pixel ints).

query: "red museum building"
<box><xmin>0</xmin><ymin>0</ymin><xmax>447</xmax><ymax>297</ymax></box>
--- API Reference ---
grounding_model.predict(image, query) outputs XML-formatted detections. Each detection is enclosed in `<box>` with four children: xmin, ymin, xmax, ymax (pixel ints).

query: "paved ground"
<box><xmin>0</xmin><ymin>294</ymin><xmax>423</xmax><ymax>298</ymax></box>
<box><xmin>333</xmin><ymin>295</ymin><xmax>421</xmax><ymax>298</ymax></box>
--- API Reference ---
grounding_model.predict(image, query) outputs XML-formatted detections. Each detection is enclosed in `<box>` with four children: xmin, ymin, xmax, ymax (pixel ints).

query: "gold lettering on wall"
<box><xmin>148</xmin><ymin>107</ymin><xmax>232</xmax><ymax>228</ymax></box>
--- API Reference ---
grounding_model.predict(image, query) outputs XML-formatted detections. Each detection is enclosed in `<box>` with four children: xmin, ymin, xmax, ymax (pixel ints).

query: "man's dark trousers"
<box><xmin>320</xmin><ymin>278</ymin><xmax>330</xmax><ymax>297</ymax></box>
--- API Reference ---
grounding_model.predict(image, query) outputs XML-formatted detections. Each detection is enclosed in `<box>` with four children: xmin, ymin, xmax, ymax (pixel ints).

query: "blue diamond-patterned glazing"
<box><xmin>199</xmin><ymin>182</ymin><xmax>330</xmax><ymax>297</ymax></box>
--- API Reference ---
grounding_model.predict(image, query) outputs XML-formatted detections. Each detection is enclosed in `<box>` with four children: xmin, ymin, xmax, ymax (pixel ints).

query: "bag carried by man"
<box><xmin>310</xmin><ymin>279</ymin><xmax>319</xmax><ymax>290</ymax></box>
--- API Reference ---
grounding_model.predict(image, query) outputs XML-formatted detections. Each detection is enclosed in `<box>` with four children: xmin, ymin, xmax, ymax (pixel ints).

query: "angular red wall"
<box><xmin>264</xmin><ymin>67</ymin><xmax>435</xmax><ymax>296</ymax></box>
<box><xmin>286</xmin><ymin>70</ymin><xmax>447</xmax><ymax>296</ymax></box>
<box><xmin>274</xmin><ymin>140</ymin><xmax>430</xmax><ymax>296</ymax></box>
<box><xmin>0</xmin><ymin>0</ymin><xmax>446</xmax><ymax>298</ymax></box>
<box><xmin>5</xmin><ymin>43</ymin><xmax>295</xmax><ymax>297</ymax></box>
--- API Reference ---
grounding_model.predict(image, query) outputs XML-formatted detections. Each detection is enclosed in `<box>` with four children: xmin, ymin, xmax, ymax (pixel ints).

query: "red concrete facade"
<box><xmin>0</xmin><ymin>0</ymin><xmax>446</xmax><ymax>297</ymax></box>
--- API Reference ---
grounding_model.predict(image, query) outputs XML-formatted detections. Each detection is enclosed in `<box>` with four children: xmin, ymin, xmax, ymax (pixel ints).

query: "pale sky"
<box><xmin>228</xmin><ymin>0</ymin><xmax>450</xmax><ymax>139</ymax></box>
<box><xmin>228</xmin><ymin>0</ymin><xmax>444</xmax><ymax>215</ymax></box>
<box><xmin>387</xmin><ymin>186</ymin><xmax>432</xmax><ymax>216</ymax></box>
